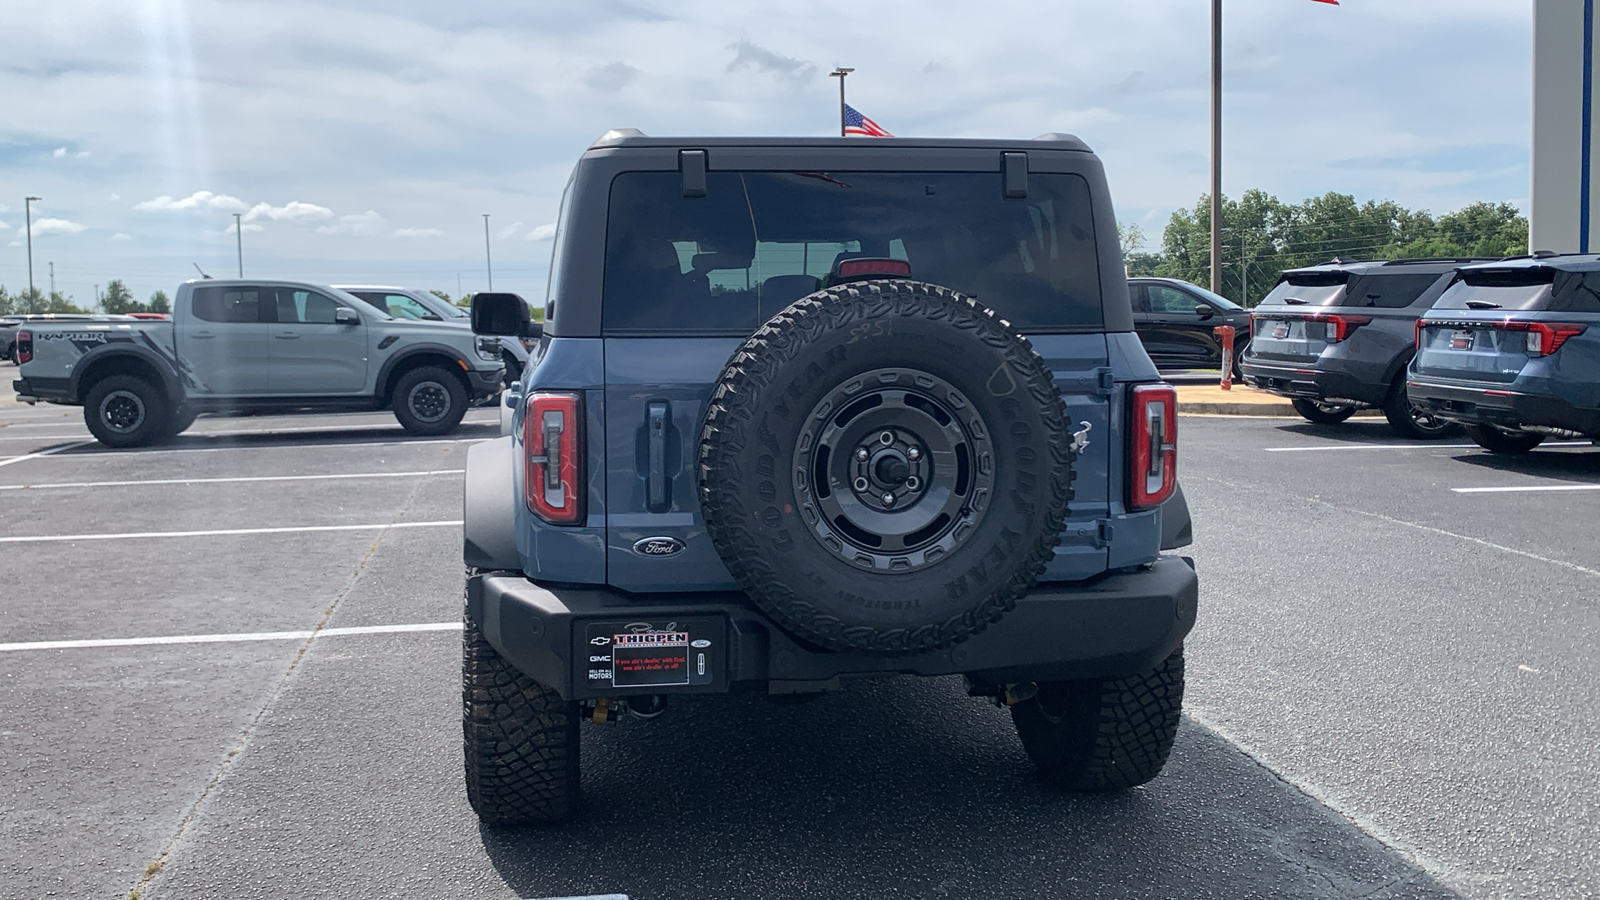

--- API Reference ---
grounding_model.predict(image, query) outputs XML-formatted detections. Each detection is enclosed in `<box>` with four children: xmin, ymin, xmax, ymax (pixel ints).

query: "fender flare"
<box><xmin>463</xmin><ymin>436</ymin><xmax>522</xmax><ymax>571</ymax></box>
<box><xmin>1159</xmin><ymin>481</ymin><xmax>1193</xmax><ymax>550</ymax></box>
<box><xmin>375</xmin><ymin>342</ymin><xmax>476</xmax><ymax>401</ymax></box>
<box><xmin>69</xmin><ymin>344</ymin><xmax>184</xmax><ymax>404</ymax></box>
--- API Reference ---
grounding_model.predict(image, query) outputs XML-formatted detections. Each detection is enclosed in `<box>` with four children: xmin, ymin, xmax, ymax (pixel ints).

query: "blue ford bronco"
<box><xmin>461</xmin><ymin>130</ymin><xmax>1198</xmax><ymax>824</ymax></box>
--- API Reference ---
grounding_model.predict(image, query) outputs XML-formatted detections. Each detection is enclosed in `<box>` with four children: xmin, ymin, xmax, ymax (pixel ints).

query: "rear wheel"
<box><xmin>1466</xmin><ymin>424</ymin><xmax>1546</xmax><ymax>455</ymax></box>
<box><xmin>1291</xmin><ymin>397</ymin><xmax>1357</xmax><ymax>425</ymax></box>
<box><xmin>83</xmin><ymin>375</ymin><xmax>172</xmax><ymax>448</ymax></box>
<box><xmin>393</xmin><ymin>366</ymin><xmax>468</xmax><ymax>436</ymax></box>
<box><xmin>1011</xmin><ymin>646</ymin><xmax>1186</xmax><ymax>791</ymax></box>
<box><xmin>462</xmin><ymin>571</ymin><xmax>580</xmax><ymax>825</ymax></box>
<box><xmin>1383</xmin><ymin>378</ymin><xmax>1458</xmax><ymax>440</ymax></box>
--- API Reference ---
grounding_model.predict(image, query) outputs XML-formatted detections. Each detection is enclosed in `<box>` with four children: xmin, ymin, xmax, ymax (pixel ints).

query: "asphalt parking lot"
<box><xmin>2</xmin><ymin>391</ymin><xmax>1597</xmax><ymax>900</ymax></box>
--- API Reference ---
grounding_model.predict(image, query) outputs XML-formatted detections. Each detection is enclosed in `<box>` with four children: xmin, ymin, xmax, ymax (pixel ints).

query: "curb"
<box><xmin>1178</xmin><ymin>401</ymin><xmax>1296</xmax><ymax>416</ymax></box>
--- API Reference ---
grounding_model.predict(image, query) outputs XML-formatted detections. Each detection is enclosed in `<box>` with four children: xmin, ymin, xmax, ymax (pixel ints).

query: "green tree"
<box><xmin>0</xmin><ymin>286</ymin><xmax>14</xmax><ymax>317</ymax></box>
<box><xmin>42</xmin><ymin>291</ymin><xmax>89</xmax><ymax>314</ymax></box>
<box><xmin>102</xmin><ymin>279</ymin><xmax>142</xmax><ymax>315</ymax></box>
<box><xmin>147</xmin><ymin>290</ymin><xmax>172</xmax><ymax>314</ymax></box>
<box><xmin>429</xmin><ymin>289</ymin><xmax>453</xmax><ymax>305</ymax></box>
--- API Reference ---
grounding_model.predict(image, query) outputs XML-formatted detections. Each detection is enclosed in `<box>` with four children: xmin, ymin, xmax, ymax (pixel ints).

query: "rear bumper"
<box><xmin>468</xmin><ymin>556</ymin><xmax>1200</xmax><ymax>700</ymax></box>
<box><xmin>1237</xmin><ymin>359</ymin><xmax>1384</xmax><ymax>406</ymax></box>
<box><xmin>13</xmin><ymin>376</ymin><xmax>72</xmax><ymax>403</ymax></box>
<box><xmin>1407</xmin><ymin>376</ymin><xmax>1600</xmax><ymax>436</ymax></box>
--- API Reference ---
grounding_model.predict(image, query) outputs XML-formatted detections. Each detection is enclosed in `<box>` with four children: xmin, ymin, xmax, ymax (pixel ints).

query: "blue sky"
<box><xmin>0</xmin><ymin>0</ymin><xmax>1532</xmax><ymax>306</ymax></box>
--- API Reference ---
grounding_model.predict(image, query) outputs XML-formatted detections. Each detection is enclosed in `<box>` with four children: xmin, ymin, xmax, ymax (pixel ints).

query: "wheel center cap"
<box><xmin>874</xmin><ymin>454</ymin><xmax>911</xmax><ymax>487</ymax></box>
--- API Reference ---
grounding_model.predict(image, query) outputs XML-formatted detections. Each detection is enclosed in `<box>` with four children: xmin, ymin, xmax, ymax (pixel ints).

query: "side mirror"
<box><xmin>522</xmin><ymin>320</ymin><xmax>544</xmax><ymax>341</ymax></box>
<box><xmin>471</xmin><ymin>291</ymin><xmax>533</xmax><ymax>337</ymax></box>
<box><xmin>1194</xmin><ymin>305</ymin><xmax>1216</xmax><ymax>320</ymax></box>
<box><xmin>334</xmin><ymin>308</ymin><xmax>361</xmax><ymax>325</ymax></box>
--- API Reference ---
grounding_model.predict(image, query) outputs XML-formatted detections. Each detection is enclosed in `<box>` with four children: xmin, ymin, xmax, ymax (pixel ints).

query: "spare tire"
<box><xmin>698</xmin><ymin>279</ymin><xmax>1074</xmax><ymax>656</ymax></box>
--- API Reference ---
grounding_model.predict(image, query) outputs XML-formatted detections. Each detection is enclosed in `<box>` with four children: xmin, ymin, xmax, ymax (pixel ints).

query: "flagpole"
<box><xmin>1210</xmin><ymin>0</ymin><xmax>1223</xmax><ymax>295</ymax></box>
<box><xmin>830</xmin><ymin>67</ymin><xmax>854</xmax><ymax>137</ymax></box>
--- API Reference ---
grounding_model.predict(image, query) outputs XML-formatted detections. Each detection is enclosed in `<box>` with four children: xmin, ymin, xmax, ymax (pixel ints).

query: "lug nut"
<box><xmin>905</xmin><ymin>476</ymin><xmax>920</xmax><ymax>490</ymax></box>
<box><xmin>879</xmin><ymin>431</ymin><xmax>894</xmax><ymax>445</ymax></box>
<box><xmin>853</xmin><ymin>477</ymin><xmax>869</xmax><ymax>492</ymax></box>
<box><xmin>881</xmin><ymin>492</ymin><xmax>896</xmax><ymax>507</ymax></box>
<box><xmin>856</xmin><ymin>448</ymin><xmax>870</xmax><ymax>461</ymax></box>
<box><xmin>906</xmin><ymin>446</ymin><xmax>921</xmax><ymax>460</ymax></box>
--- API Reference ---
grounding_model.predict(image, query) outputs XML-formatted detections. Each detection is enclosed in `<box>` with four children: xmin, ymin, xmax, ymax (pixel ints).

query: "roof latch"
<box><xmin>1002</xmin><ymin>152</ymin><xmax>1028</xmax><ymax>199</ymax></box>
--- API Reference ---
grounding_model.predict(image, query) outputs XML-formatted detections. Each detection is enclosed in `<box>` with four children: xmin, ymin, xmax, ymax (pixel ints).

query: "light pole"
<box><xmin>482</xmin><ymin>214</ymin><xmax>493</xmax><ymax>291</ymax></box>
<box><xmin>829</xmin><ymin>67</ymin><xmax>854</xmax><ymax>137</ymax></box>
<box><xmin>24</xmin><ymin>196</ymin><xmax>40</xmax><ymax>301</ymax></box>
<box><xmin>233</xmin><ymin>213</ymin><xmax>243</xmax><ymax>277</ymax></box>
<box><xmin>1210</xmin><ymin>0</ymin><xmax>1222</xmax><ymax>294</ymax></box>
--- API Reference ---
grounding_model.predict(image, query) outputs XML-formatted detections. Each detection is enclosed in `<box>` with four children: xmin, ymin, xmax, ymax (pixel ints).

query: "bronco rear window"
<box><xmin>601</xmin><ymin>171</ymin><xmax>1102</xmax><ymax>334</ymax></box>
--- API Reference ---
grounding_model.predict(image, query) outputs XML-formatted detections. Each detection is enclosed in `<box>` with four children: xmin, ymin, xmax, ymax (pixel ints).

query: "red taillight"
<box><xmin>836</xmin><ymin>258</ymin><xmax>912</xmax><ymax>279</ymax></box>
<box><xmin>523</xmin><ymin>391</ymin><xmax>584</xmax><ymax>525</ymax></box>
<box><xmin>1129</xmin><ymin>383</ymin><xmax>1177</xmax><ymax>511</ymax></box>
<box><xmin>1495</xmin><ymin>320</ymin><xmax>1586</xmax><ymax>357</ymax></box>
<box><xmin>1304</xmin><ymin>312</ymin><xmax>1371</xmax><ymax>342</ymax></box>
<box><xmin>16</xmin><ymin>330</ymin><xmax>33</xmax><ymax>365</ymax></box>
<box><xmin>1414</xmin><ymin>318</ymin><xmax>1424</xmax><ymax>350</ymax></box>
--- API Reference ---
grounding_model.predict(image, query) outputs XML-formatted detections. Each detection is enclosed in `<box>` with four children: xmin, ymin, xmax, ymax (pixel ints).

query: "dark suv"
<box><xmin>1129</xmin><ymin>277</ymin><xmax>1252</xmax><ymax>371</ymax></box>
<box><xmin>1409</xmin><ymin>254</ymin><xmax>1600</xmax><ymax>453</ymax></box>
<box><xmin>462</xmin><ymin>130</ymin><xmax>1198</xmax><ymax>825</ymax></box>
<box><xmin>1240</xmin><ymin>258</ymin><xmax>1492</xmax><ymax>438</ymax></box>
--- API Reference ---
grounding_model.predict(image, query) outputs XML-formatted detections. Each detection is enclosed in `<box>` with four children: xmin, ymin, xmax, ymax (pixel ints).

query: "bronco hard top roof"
<box><xmin>588</xmin><ymin>128</ymin><xmax>1093</xmax><ymax>154</ymax></box>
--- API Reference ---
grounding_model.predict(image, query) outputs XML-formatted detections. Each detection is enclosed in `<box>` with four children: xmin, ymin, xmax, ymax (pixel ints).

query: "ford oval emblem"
<box><xmin>633</xmin><ymin>536</ymin><xmax>687</xmax><ymax>557</ymax></box>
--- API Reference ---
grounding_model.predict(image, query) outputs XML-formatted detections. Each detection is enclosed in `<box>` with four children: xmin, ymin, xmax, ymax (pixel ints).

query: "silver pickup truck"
<box><xmin>12</xmin><ymin>278</ymin><xmax>504</xmax><ymax>447</ymax></box>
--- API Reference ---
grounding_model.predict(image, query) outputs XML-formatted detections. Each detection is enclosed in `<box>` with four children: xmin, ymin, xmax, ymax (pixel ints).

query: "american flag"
<box><xmin>844</xmin><ymin>103</ymin><xmax>892</xmax><ymax>137</ymax></box>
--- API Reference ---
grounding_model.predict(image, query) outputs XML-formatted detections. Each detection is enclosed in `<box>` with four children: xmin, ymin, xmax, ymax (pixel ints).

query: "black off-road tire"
<box><xmin>1291</xmin><ymin>397</ymin><xmax>1358</xmax><ymax>425</ymax></box>
<box><xmin>393</xmin><ymin>365</ymin><xmax>469</xmax><ymax>436</ymax></box>
<box><xmin>698</xmin><ymin>279</ymin><xmax>1073</xmax><ymax>656</ymax></box>
<box><xmin>1466</xmin><ymin>424</ymin><xmax>1546</xmax><ymax>455</ymax></box>
<box><xmin>1012</xmin><ymin>646</ymin><xmax>1185</xmax><ymax>791</ymax></box>
<box><xmin>165</xmin><ymin>404</ymin><xmax>200</xmax><ymax>441</ymax></box>
<box><xmin>1383</xmin><ymin>377</ymin><xmax>1458</xmax><ymax>440</ymax></box>
<box><xmin>462</xmin><ymin>572</ymin><xmax>580</xmax><ymax>825</ymax></box>
<box><xmin>83</xmin><ymin>374</ymin><xmax>173</xmax><ymax>448</ymax></box>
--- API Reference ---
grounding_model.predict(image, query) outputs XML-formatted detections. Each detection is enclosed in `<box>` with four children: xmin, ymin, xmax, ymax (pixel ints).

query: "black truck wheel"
<box><xmin>393</xmin><ymin>366</ymin><xmax>468</xmax><ymax>436</ymax></box>
<box><xmin>1466</xmin><ymin>424</ymin><xmax>1546</xmax><ymax>455</ymax></box>
<box><xmin>83</xmin><ymin>374</ymin><xmax>172</xmax><ymax>448</ymax></box>
<box><xmin>699</xmin><ymin>279</ymin><xmax>1074</xmax><ymax>656</ymax></box>
<box><xmin>1011</xmin><ymin>646</ymin><xmax>1185</xmax><ymax>791</ymax></box>
<box><xmin>1383</xmin><ymin>378</ymin><xmax>1457</xmax><ymax>439</ymax></box>
<box><xmin>462</xmin><ymin>576</ymin><xmax>580</xmax><ymax>825</ymax></box>
<box><xmin>1290</xmin><ymin>397</ymin><xmax>1358</xmax><ymax>425</ymax></box>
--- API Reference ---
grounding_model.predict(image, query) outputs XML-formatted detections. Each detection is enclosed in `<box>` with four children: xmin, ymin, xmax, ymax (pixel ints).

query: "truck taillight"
<box><xmin>1129</xmin><ymin>383</ymin><xmax>1177</xmax><ymax>511</ymax></box>
<box><xmin>523</xmin><ymin>391</ymin><xmax>584</xmax><ymax>525</ymax></box>
<box><xmin>16</xmin><ymin>330</ymin><xmax>32</xmax><ymax>364</ymax></box>
<box><xmin>1496</xmin><ymin>320</ymin><xmax>1586</xmax><ymax>357</ymax></box>
<box><xmin>1305</xmin><ymin>312</ymin><xmax>1371</xmax><ymax>343</ymax></box>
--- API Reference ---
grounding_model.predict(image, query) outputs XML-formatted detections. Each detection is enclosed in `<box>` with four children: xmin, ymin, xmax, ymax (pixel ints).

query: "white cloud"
<box><xmin>243</xmin><ymin>200</ymin><xmax>334</xmax><ymax>223</ymax></box>
<box><xmin>224</xmin><ymin>222</ymin><xmax>265</xmax><ymax>234</ymax></box>
<box><xmin>525</xmin><ymin>223</ymin><xmax>557</xmax><ymax>242</ymax></box>
<box><xmin>584</xmin><ymin>61</ymin><xmax>640</xmax><ymax>93</ymax></box>
<box><xmin>6</xmin><ymin>241</ymin><xmax>18</xmax><ymax>248</ymax></box>
<box><xmin>52</xmin><ymin>147</ymin><xmax>66</xmax><ymax>158</ymax></box>
<box><xmin>392</xmin><ymin>228</ymin><xmax>444</xmax><ymax>238</ymax></box>
<box><xmin>497</xmin><ymin>221</ymin><xmax>524</xmax><ymax>240</ymax></box>
<box><xmin>316</xmin><ymin>210</ymin><xmax>386</xmax><ymax>235</ymax></box>
<box><xmin>21</xmin><ymin>218</ymin><xmax>88</xmax><ymax>237</ymax></box>
<box><xmin>110</xmin><ymin>232</ymin><xmax>132</xmax><ymax>241</ymax></box>
<box><xmin>108</xmin><ymin>193</ymin><xmax>120</xmax><ymax>201</ymax></box>
<box><xmin>76</xmin><ymin>150</ymin><xmax>91</xmax><ymax>158</ymax></box>
<box><xmin>0</xmin><ymin>219</ymin><xmax>8</xmax><ymax>231</ymax></box>
<box><xmin>135</xmin><ymin>191</ymin><xmax>248</xmax><ymax>213</ymax></box>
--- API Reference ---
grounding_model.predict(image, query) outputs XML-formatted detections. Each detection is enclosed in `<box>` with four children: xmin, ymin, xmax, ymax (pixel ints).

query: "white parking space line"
<box><xmin>1266</xmin><ymin>441</ymin><xmax>1587</xmax><ymax>453</ymax></box>
<box><xmin>0</xmin><ymin>441</ymin><xmax>96</xmax><ymax>469</ymax></box>
<box><xmin>0</xmin><ymin>621</ymin><xmax>462</xmax><ymax>653</ymax></box>
<box><xmin>29</xmin><ymin>436</ymin><xmax>491</xmax><ymax>459</ymax></box>
<box><xmin>0</xmin><ymin>432</ymin><xmax>88</xmax><ymax>441</ymax></box>
<box><xmin>0</xmin><ymin>469</ymin><xmax>465</xmax><ymax>491</ymax></box>
<box><xmin>0</xmin><ymin>519</ymin><xmax>462</xmax><ymax>544</ymax></box>
<box><xmin>1453</xmin><ymin>484</ymin><xmax>1600</xmax><ymax>494</ymax></box>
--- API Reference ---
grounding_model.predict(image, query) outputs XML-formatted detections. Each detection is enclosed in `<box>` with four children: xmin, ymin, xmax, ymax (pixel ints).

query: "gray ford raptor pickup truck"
<box><xmin>461</xmin><ymin>130</ymin><xmax>1198</xmax><ymax>825</ymax></box>
<box><xmin>13</xmin><ymin>278</ymin><xmax>504</xmax><ymax>447</ymax></box>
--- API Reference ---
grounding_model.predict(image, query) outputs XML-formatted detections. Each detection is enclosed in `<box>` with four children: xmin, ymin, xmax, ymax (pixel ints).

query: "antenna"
<box><xmin>193</xmin><ymin>262</ymin><xmax>212</xmax><ymax>280</ymax></box>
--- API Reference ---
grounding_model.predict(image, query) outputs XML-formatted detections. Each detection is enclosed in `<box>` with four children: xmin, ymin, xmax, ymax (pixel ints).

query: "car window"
<box><xmin>191</xmin><ymin>287</ymin><xmax>263</xmax><ymax>323</ymax></box>
<box><xmin>601</xmin><ymin>170</ymin><xmax>1103</xmax><ymax>334</ymax></box>
<box><xmin>1128</xmin><ymin>284</ymin><xmax>1149</xmax><ymax>313</ymax></box>
<box><xmin>355</xmin><ymin>292</ymin><xmax>439</xmax><ymax>320</ymax></box>
<box><xmin>1146</xmin><ymin>285</ymin><xmax>1202</xmax><ymax>315</ymax></box>
<box><xmin>272</xmin><ymin>289</ymin><xmax>341</xmax><ymax>324</ymax></box>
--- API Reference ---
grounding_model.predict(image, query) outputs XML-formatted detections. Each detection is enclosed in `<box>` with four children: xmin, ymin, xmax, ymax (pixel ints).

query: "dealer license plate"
<box><xmin>1269</xmin><ymin>320</ymin><xmax>1290</xmax><ymax>339</ymax></box>
<box><xmin>1450</xmin><ymin>330</ymin><xmax>1474</xmax><ymax>350</ymax></box>
<box><xmin>581</xmin><ymin>617</ymin><xmax>723</xmax><ymax>693</ymax></box>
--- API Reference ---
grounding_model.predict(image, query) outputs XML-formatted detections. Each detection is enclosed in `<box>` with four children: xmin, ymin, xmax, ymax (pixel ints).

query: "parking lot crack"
<box><xmin>128</xmin><ymin>488</ymin><xmax>430</xmax><ymax>899</ymax></box>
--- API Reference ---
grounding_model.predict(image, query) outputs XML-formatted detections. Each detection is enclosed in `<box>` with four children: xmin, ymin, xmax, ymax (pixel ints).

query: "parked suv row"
<box><xmin>1240</xmin><ymin>258</ymin><xmax>1493</xmax><ymax>438</ymax></box>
